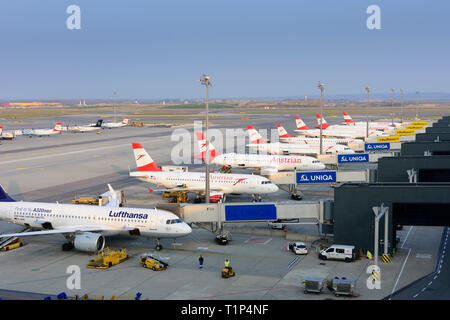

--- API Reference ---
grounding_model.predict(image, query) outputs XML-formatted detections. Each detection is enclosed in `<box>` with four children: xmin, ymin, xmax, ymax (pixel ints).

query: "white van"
<box><xmin>319</xmin><ymin>245</ymin><xmax>356</xmax><ymax>262</ymax></box>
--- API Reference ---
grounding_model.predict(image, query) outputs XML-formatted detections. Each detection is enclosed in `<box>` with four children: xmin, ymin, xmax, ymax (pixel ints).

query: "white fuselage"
<box><xmin>279</xmin><ymin>136</ymin><xmax>364</xmax><ymax>146</ymax></box>
<box><xmin>346</xmin><ymin>121</ymin><xmax>401</xmax><ymax>131</ymax></box>
<box><xmin>295</xmin><ymin>127</ymin><xmax>385</xmax><ymax>139</ymax></box>
<box><xmin>69</xmin><ymin>126</ymin><xmax>99</xmax><ymax>132</ymax></box>
<box><xmin>102</xmin><ymin>122</ymin><xmax>127</xmax><ymax>129</ymax></box>
<box><xmin>246</xmin><ymin>142</ymin><xmax>355</xmax><ymax>155</ymax></box>
<box><xmin>211</xmin><ymin>153</ymin><xmax>325</xmax><ymax>171</ymax></box>
<box><xmin>130</xmin><ymin>171</ymin><xmax>279</xmax><ymax>194</ymax></box>
<box><xmin>22</xmin><ymin>129</ymin><xmax>61</xmax><ymax>137</ymax></box>
<box><xmin>0</xmin><ymin>202</ymin><xmax>191</xmax><ymax>238</ymax></box>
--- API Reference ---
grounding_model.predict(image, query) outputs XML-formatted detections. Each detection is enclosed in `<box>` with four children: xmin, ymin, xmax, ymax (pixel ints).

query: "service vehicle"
<box><xmin>0</xmin><ymin>238</ymin><xmax>25</xmax><ymax>251</ymax></box>
<box><xmin>288</xmin><ymin>241</ymin><xmax>308</xmax><ymax>255</ymax></box>
<box><xmin>221</xmin><ymin>267</ymin><xmax>235</xmax><ymax>278</ymax></box>
<box><xmin>319</xmin><ymin>245</ymin><xmax>356</xmax><ymax>262</ymax></box>
<box><xmin>140</xmin><ymin>254</ymin><xmax>168</xmax><ymax>271</ymax></box>
<box><xmin>87</xmin><ymin>247</ymin><xmax>129</xmax><ymax>269</ymax></box>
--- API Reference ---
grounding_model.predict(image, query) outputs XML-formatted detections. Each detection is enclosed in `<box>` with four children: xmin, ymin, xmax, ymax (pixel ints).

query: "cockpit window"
<box><xmin>166</xmin><ymin>219</ymin><xmax>183</xmax><ymax>224</ymax></box>
<box><xmin>261</xmin><ymin>181</ymin><xmax>272</xmax><ymax>184</ymax></box>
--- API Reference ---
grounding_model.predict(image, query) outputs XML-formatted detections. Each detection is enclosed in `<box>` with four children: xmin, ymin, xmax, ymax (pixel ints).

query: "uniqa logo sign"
<box><xmin>338</xmin><ymin>154</ymin><xmax>369</xmax><ymax>163</ymax></box>
<box><xmin>365</xmin><ymin>143</ymin><xmax>390</xmax><ymax>151</ymax></box>
<box><xmin>297</xmin><ymin>171</ymin><xmax>337</xmax><ymax>184</ymax></box>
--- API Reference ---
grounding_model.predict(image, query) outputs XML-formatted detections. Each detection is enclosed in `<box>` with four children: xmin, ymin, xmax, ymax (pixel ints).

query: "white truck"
<box><xmin>319</xmin><ymin>245</ymin><xmax>356</xmax><ymax>262</ymax></box>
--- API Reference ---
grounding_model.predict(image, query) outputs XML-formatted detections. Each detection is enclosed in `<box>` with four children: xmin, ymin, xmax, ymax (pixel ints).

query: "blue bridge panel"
<box><xmin>225</xmin><ymin>204</ymin><xmax>277</xmax><ymax>221</ymax></box>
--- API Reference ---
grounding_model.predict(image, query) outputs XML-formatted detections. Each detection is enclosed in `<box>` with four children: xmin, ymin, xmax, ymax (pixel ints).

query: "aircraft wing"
<box><xmin>0</xmin><ymin>225</ymin><xmax>111</xmax><ymax>238</ymax></box>
<box><xmin>260</xmin><ymin>167</ymin><xmax>278</xmax><ymax>175</ymax></box>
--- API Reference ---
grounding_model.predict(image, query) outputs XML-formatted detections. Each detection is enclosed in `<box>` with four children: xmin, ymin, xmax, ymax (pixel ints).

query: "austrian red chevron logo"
<box><xmin>233</xmin><ymin>178</ymin><xmax>248</xmax><ymax>186</ymax></box>
<box><xmin>137</xmin><ymin>155</ymin><xmax>145</xmax><ymax>161</ymax></box>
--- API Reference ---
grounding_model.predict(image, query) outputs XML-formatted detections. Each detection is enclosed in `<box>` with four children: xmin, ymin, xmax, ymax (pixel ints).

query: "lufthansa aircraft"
<box><xmin>129</xmin><ymin>143</ymin><xmax>279</xmax><ymax>202</ymax></box>
<box><xmin>0</xmin><ymin>185</ymin><xmax>191</xmax><ymax>251</ymax></box>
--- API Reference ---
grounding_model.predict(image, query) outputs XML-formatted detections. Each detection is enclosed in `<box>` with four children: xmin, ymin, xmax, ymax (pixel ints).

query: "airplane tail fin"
<box><xmin>343</xmin><ymin>112</ymin><xmax>355</xmax><ymax>125</ymax></box>
<box><xmin>247</xmin><ymin>125</ymin><xmax>267</xmax><ymax>144</ymax></box>
<box><xmin>315</xmin><ymin>114</ymin><xmax>330</xmax><ymax>129</ymax></box>
<box><xmin>0</xmin><ymin>126</ymin><xmax>3</xmax><ymax>135</ymax></box>
<box><xmin>95</xmin><ymin>119</ymin><xmax>103</xmax><ymax>127</ymax></box>
<box><xmin>122</xmin><ymin>117</ymin><xmax>129</xmax><ymax>125</ymax></box>
<box><xmin>295</xmin><ymin>117</ymin><xmax>310</xmax><ymax>130</ymax></box>
<box><xmin>132</xmin><ymin>143</ymin><xmax>162</xmax><ymax>172</ymax></box>
<box><xmin>53</xmin><ymin>122</ymin><xmax>63</xmax><ymax>132</ymax></box>
<box><xmin>194</xmin><ymin>132</ymin><xmax>221</xmax><ymax>161</ymax></box>
<box><xmin>0</xmin><ymin>185</ymin><xmax>16</xmax><ymax>202</ymax></box>
<box><xmin>277</xmin><ymin>124</ymin><xmax>293</xmax><ymax>138</ymax></box>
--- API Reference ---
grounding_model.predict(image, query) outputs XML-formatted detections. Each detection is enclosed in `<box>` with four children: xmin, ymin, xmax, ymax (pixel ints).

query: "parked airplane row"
<box><xmin>0</xmin><ymin>117</ymin><xmax>130</xmax><ymax>139</ymax></box>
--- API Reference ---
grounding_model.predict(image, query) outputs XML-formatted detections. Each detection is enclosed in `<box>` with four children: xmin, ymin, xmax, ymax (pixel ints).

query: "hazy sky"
<box><xmin>0</xmin><ymin>0</ymin><xmax>449</xmax><ymax>99</ymax></box>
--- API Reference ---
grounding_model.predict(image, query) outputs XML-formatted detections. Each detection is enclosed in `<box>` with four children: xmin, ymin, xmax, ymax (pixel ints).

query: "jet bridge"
<box><xmin>157</xmin><ymin>200</ymin><xmax>333</xmax><ymax>242</ymax></box>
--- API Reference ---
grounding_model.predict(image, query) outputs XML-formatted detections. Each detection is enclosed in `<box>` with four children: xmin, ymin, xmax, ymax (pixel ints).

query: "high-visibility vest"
<box><xmin>225</xmin><ymin>260</ymin><xmax>229</xmax><ymax>267</ymax></box>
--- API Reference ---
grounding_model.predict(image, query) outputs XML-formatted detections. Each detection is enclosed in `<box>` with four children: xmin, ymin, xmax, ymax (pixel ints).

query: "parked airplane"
<box><xmin>276</xmin><ymin>124</ymin><xmax>363</xmax><ymax>146</ymax></box>
<box><xmin>294</xmin><ymin>116</ymin><xmax>385</xmax><ymax>139</ymax></box>
<box><xmin>0</xmin><ymin>126</ymin><xmax>15</xmax><ymax>140</ymax></box>
<box><xmin>246</xmin><ymin>126</ymin><xmax>355</xmax><ymax>155</ymax></box>
<box><xmin>129</xmin><ymin>143</ymin><xmax>279</xmax><ymax>202</ymax></box>
<box><xmin>342</xmin><ymin>112</ymin><xmax>402</xmax><ymax>130</ymax></box>
<box><xmin>0</xmin><ymin>184</ymin><xmax>191</xmax><ymax>251</ymax></box>
<box><xmin>68</xmin><ymin>120</ymin><xmax>103</xmax><ymax>133</ymax></box>
<box><xmin>0</xmin><ymin>185</ymin><xmax>192</xmax><ymax>252</ymax></box>
<box><xmin>194</xmin><ymin>132</ymin><xmax>325</xmax><ymax>175</ymax></box>
<box><xmin>22</xmin><ymin>123</ymin><xmax>63</xmax><ymax>137</ymax></box>
<box><xmin>101</xmin><ymin>117</ymin><xmax>129</xmax><ymax>129</ymax></box>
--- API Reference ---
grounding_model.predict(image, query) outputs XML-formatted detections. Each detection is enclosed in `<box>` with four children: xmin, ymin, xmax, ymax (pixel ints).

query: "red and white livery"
<box><xmin>195</xmin><ymin>132</ymin><xmax>325</xmax><ymax>175</ymax></box>
<box><xmin>129</xmin><ymin>143</ymin><xmax>279</xmax><ymax>203</ymax></box>
<box><xmin>247</xmin><ymin>126</ymin><xmax>355</xmax><ymax>155</ymax></box>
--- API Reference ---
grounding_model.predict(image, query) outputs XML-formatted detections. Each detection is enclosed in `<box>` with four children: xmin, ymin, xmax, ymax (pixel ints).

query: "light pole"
<box><xmin>318</xmin><ymin>82</ymin><xmax>324</xmax><ymax>155</ymax></box>
<box><xmin>415</xmin><ymin>91</ymin><xmax>420</xmax><ymax>120</ymax></box>
<box><xmin>113</xmin><ymin>91</ymin><xmax>117</xmax><ymax>123</ymax></box>
<box><xmin>198</xmin><ymin>75</ymin><xmax>212</xmax><ymax>203</ymax></box>
<box><xmin>390</xmin><ymin>88</ymin><xmax>395</xmax><ymax>125</ymax></box>
<box><xmin>400</xmin><ymin>88</ymin><xmax>404</xmax><ymax>123</ymax></box>
<box><xmin>365</xmin><ymin>86</ymin><xmax>370</xmax><ymax>139</ymax></box>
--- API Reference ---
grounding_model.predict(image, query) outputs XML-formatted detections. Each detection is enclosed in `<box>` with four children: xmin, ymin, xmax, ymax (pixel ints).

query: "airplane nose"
<box><xmin>318</xmin><ymin>163</ymin><xmax>326</xmax><ymax>170</ymax></box>
<box><xmin>181</xmin><ymin>223</ymin><xmax>192</xmax><ymax>236</ymax></box>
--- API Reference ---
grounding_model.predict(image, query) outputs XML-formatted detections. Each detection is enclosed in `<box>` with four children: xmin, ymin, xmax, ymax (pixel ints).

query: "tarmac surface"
<box><xmin>0</xmin><ymin>111</ymin><xmax>443</xmax><ymax>300</ymax></box>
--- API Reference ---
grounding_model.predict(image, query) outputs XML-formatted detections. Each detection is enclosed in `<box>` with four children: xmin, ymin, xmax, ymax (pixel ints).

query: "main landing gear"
<box><xmin>155</xmin><ymin>238</ymin><xmax>163</xmax><ymax>251</ymax></box>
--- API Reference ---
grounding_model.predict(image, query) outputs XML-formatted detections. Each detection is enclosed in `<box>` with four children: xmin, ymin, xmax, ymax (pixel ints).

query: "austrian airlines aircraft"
<box><xmin>22</xmin><ymin>122</ymin><xmax>63</xmax><ymax>137</ymax></box>
<box><xmin>67</xmin><ymin>119</ymin><xmax>103</xmax><ymax>133</ymax></box>
<box><xmin>342</xmin><ymin>112</ymin><xmax>402</xmax><ymax>130</ymax></box>
<box><xmin>294</xmin><ymin>116</ymin><xmax>385</xmax><ymax>139</ymax></box>
<box><xmin>102</xmin><ymin>117</ymin><xmax>129</xmax><ymax>129</ymax></box>
<box><xmin>0</xmin><ymin>184</ymin><xmax>191</xmax><ymax>252</ymax></box>
<box><xmin>276</xmin><ymin>124</ymin><xmax>363</xmax><ymax>146</ymax></box>
<box><xmin>129</xmin><ymin>143</ymin><xmax>279</xmax><ymax>202</ymax></box>
<box><xmin>0</xmin><ymin>126</ymin><xmax>15</xmax><ymax>140</ymax></box>
<box><xmin>246</xmin><ymin>126</ymin><xmax>355</xmax><ymax>155</ymax></box>
<box><xmin>195</xmin><ymin>132</ymin><xmax>325</xmax><ymax>175</ymax></box>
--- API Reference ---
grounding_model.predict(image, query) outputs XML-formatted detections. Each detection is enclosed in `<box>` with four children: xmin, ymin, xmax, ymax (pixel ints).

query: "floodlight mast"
<box><xmin>198</xmin><ymin>75</ymin><xmax>212</xmax><ymax>203</ymax></box>
<box><xmin>318</xmin><ymin>82</ymin><xmax>324</xmax><ymax>155</ymax></box>
<box><xmin>365</xmin><ymin>86</ymin><xmax>370</xmax><ymax>139</ymax></box>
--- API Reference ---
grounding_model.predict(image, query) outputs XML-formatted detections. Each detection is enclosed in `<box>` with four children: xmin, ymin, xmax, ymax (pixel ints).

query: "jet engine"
<box><xmin>73</xmin><ymin>232</ymin><xmax>105</xmax><ymax>252</ymax></box>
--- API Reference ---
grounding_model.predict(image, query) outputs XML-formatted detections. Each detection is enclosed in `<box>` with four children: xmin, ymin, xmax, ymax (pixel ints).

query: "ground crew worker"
<box><xmin>224</xmin><ymin>259</ymin><xmax>230</xmax><ymax>270</ymax></box>
<box><xmin>199</xmin><ymin>255</ymin><xmax>204</xmax><ymax>269</ymax></box>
